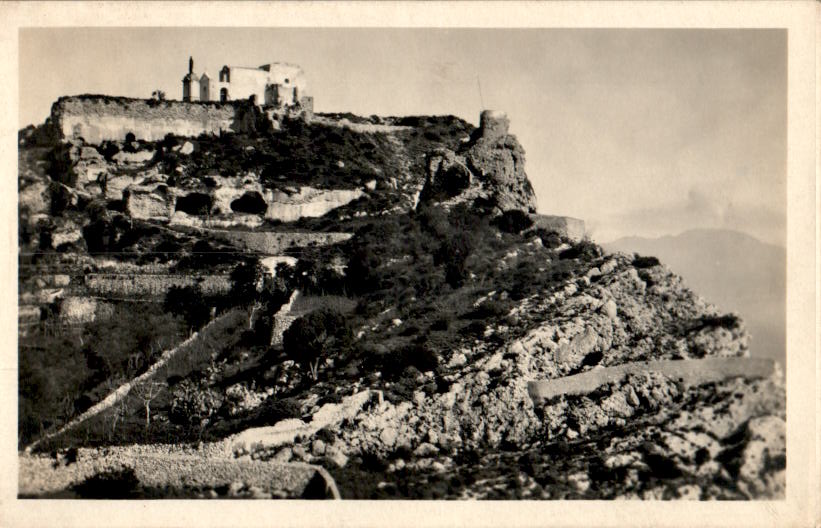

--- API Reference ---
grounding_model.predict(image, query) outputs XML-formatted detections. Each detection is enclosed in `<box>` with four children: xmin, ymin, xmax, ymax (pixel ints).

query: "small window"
<box><xmin>284</xmin><ymin>78</ymin><xmax>289</xmax><ymax>84</ymax></box>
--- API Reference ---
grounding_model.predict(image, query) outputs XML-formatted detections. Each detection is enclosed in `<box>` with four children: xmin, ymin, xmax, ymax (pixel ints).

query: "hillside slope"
<box><xmin>18</xmin><ymin>108</ymin><xmax>785</xmax><ymax>500</ymax></box>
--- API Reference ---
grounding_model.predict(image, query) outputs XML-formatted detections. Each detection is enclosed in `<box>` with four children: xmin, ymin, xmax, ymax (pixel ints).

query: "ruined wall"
<box><xmin>52</xmin><ymin>96</ymin><xmax>240</xmax><ymax>144</ymax></box>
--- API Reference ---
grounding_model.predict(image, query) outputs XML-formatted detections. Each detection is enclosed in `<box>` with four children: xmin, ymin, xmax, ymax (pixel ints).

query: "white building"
<box><xmin>182</xmin><ymin>57</ymin><xmax>309</xmax><ymax>108</ymax></box>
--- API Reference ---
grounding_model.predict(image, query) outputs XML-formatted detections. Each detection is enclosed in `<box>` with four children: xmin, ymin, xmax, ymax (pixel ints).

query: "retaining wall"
<box><xmin>85</xmin><ymin>273</ymin><xmax>232</xmax><ymax>297</ymax></box>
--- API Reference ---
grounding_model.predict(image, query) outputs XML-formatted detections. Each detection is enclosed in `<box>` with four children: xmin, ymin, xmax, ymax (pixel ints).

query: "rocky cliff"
<box><xmin>419</xmin><ymin>110</ymin><xmax>537</xmax><ymax>213</ymax></box>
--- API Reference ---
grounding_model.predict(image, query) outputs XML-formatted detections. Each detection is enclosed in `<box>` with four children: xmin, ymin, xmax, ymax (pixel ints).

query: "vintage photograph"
<box><xmin>16</xmin><ymin>26</ymin><xmax>789</xmax><ymax>501</ymax></box>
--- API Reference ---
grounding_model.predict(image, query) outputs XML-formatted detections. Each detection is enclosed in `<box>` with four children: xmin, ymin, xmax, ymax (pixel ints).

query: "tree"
<box><xmin>164</xmin><ymin>285</ymin><xmax>211</xmax><ymax>330</ymax></box>
<box><xmin>229</xmin><ymin>259</ymin><xmax>266</xmax><ymax>328</ymax></box>
<box><xmin>282</xmin><ymin>308</ymin><xmax>351</xmax><ymax>381</ymax></box>
<box><xmin>132</xmin><ymin>380</ymin><xmax>164</xmax><ymax>434</ymax></box>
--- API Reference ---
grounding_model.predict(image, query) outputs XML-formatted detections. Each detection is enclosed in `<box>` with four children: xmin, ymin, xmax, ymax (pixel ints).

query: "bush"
<box><xmin>45</xmin><ymin>143</ymin><xmax>77</xmax><ymax>187</ymax></box>
<box><xmin>252</xmin><ymin>397</ymin><xmax>302</xmax><ymax>425</ymax></box>
<box><xmin>168</xmin><ymin>379</ymin><xmax>224</xmax><ymax>429</ymax></box>
<box><xmin>315</xmin><ymin>427</ymin><xmax>336</xmax><ymax>444</ymax></box>
<box><xmin>100</xmin><ymin>141</ymin><xmax>120</xmax><ymax>162</ymax></box>
<box><xmin>460</xmin><ymin>321</ymin><xmax>487</xmax><ymax>338</ymax></box>
<box><xmin>690</xmin><ymin>314</ymin><xmax>741</xmax><ymax>332</ymax></box>
<box><xmin>492</xmin><ymin>209</ymin><xmax>534</xmax><ymax>234</ymax></box>
<box><xmin>559</xmin><ymin>240</ymin><xmax>601</xmax><ymax>261</ymax></box>
<box><xmin>380</xmin><ymin>344</ymin><xmax>439</xmax><ymax>380</ymax></box>
<box><xmin>49</xmin><ymin>182</ymin><xmax>74</xmax><ymax>216</ymax></box>
<box><xmin>73</xmin><ymin>467</ymin><xmax>141</xmax><ymax>499</ymax></box>
<box><xmin>532</xmin><ymin>228</ymin><xmax>563</xmax><ymax>249</ymax></box>
<box><xmin>632</xmin><ymin>254</ymin><xmax>661</xmax><ymax>269</ymax></box>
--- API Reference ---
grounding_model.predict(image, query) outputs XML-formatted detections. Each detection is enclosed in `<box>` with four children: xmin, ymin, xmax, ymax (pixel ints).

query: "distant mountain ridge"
<box><xmin>603</xmin><ymin>228</ymin><xmax>785</xmax><ymax>365</ymax></box>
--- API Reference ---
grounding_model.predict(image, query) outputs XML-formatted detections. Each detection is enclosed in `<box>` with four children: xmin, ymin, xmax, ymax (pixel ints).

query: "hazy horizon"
<box><xmin>19</xmin><ymin>28</ymin><xmax>786</xmax><ymax>246</ymax></box>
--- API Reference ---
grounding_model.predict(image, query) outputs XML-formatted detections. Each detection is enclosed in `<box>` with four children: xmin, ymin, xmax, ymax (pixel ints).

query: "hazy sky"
<box><xmin>19</xmin><ymin>28</ymin><xmax>786</xmax><ymax>246</ymax></box>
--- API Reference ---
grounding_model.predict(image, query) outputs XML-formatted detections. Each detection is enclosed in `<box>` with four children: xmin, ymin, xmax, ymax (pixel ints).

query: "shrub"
<box><xmin>252</xmin><ymin>397</ymin><xmax>302</xmax><ymax>425</ymax></box>
<box><xmin>380</xmin><ymin>344</ymin><xmax>439</xmax><ymax>380</ymax></box>
<box><xmin>73</xmin><ymin>467</ymin><xmax>141</xmax><ymax>499</ymax></box>
<box><xmin>690</xmin><ymin>314</ymin><xmax>741</xmax><ymax>332</ymax></box>
<box><xmin>559</xmin><ymin>240</ymin><xmax>601</xmax><ymax>261</ymax></box>
<box><xmin>460</xmin><ymin>321</ymin><xmax>486</xmax><ymax>338</ymax></box>
<box><xmin>463</xmin><ymin>299</ymin><xmax>512</xmax><ymax>320</ymax></box>
<box><xmin>49</xmin><ymin>182</ymin><xmax>74</xmax><ymax>216</ymax></box>
<box><xmin>45</xmin><ymin>144</ymin><xmax>77</xmax><ymax>187</ymax></box>
<box><xmin>315</xmin><ymin>427</ymin><xmax>336</xmax><ymax>444</ymax></box>
<box><xmin>632</xmin><ymin>254</ymin><xmax>661</xmax><ymax>269</ymax></box>
<box><xmin>168</xmin><ymin>379</ymin><xmax>224</xmax><ymax>429</ymax></box>
<box><xmin>533</xmin><ymin>228</ymin><xmax>563</xmax><ymax>249</ymax></box>
<box><xmin>100</xmin><ymin>141</ymin><xmax>120</xmax><ymax>162</ymax></box>
<box><xmin>492</xmin><ymin>209</ymin><xmax>534</xmax><ymax>234</ymax></box>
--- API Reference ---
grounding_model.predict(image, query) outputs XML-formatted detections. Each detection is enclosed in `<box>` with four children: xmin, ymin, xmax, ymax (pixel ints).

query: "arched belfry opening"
<box><xmin>219</xmin><ymin>66</ymin><xmax>230</xmax><ymax>83</ymax></box>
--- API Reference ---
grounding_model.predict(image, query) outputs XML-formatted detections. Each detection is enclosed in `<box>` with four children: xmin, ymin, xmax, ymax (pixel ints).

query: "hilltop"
<box><xmin>17</xmin><ymin>102</ymin><xmax>785</xmax><ymax>500</ymax></box>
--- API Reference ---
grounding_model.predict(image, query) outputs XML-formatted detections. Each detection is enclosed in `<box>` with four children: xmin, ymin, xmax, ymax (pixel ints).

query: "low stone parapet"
<box><xmin>528</xmin><ymin>357</ymin><xmax>776</xmax><ymax>404</ymax></box>
<box><xmin>530</xmin><ymin>214</ymin><xmax>587</xmax><ymax>243</ymax></box>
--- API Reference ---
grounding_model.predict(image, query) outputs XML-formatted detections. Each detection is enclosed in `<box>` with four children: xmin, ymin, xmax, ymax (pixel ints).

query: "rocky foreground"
<box><xmin>20</xmin><ymin>252</ymin><xmax>785</xmax><ymax>499</ymax></box>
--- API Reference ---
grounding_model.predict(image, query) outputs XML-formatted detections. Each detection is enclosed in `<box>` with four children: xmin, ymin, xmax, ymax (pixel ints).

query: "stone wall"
<box><xmin>531</xmin><ymin>214</ymin><xmax>586</xmax><ymax>242</ymax></box>
<box><xmin>85</xmin><ymin>273</ymin><xmax>232</xmax><ymax>298</ymax></box>
<box><xmin>209</xmin><ymin>230</ymin><xmax>353</xmax><ymax>255</ymax></box>
<box><xmin>52</xmin><ymin>96</ymin><xmax>242</xmax><ymax>144</ymax></box>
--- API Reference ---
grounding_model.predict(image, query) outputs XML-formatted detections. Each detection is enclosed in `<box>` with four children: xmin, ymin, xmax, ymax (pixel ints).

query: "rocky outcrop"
<box><xmin>328</xmin><ymin>253</ymin><xmax>784</xmax><ymax>498</ymax></box>
<box><xmin>224</xmin><ymin>390</ymin><xmax>373</xmax><ymax>457</ymax></box>
<box><xmin>265</xmin><ymin>187</ymin><xmax>364</xmax><ymax>223</ymax></box>
<box><xmin>419</xmin><ymin>110</ymin><xmax>537</xmax><ymax>213</ymax></box>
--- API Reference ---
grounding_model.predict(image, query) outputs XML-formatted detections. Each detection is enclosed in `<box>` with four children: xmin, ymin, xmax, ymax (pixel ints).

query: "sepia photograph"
<box><xmin>2</xmin><ymin>2</ymin><xmax>818</xmax><ymax>526</ymax></box>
